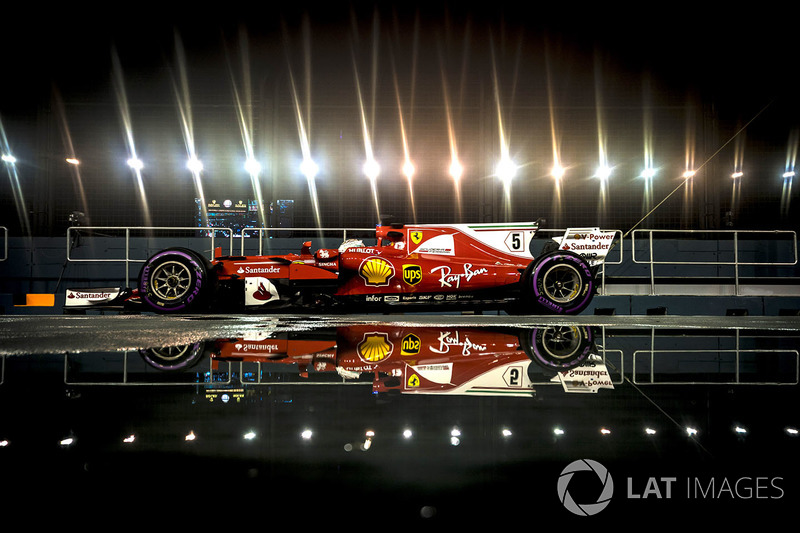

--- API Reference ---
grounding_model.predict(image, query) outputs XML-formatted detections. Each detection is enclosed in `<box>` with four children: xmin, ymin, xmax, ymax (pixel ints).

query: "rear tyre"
<box><xmin>530</xmin><ymin>251</ymin><xmax>594</xmax><ymax>314</ymax></box>
<box><xmin>139</xmin><ymin>248</ymin><xmax>211</xmax><ymax>313</ymax></box>
<box><xmin>139</xmin><ymin>342</ymin><xmax>205</xmax><ymax>371</ymax></box>
<box><xmin>521</xmin><ymin>326</ymin><xmax>594</xmax><ymax>371</ymax></box>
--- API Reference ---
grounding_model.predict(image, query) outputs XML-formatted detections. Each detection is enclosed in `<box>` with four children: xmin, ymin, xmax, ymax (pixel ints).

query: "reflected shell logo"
<box><xmin>359</xmin><ymin>257</ymin><xmax>394</xmax><ymax>286</ymax></box>
<box><xmin>357</xmin><ymin>333</ymin><xmax>393</xmax><ymax>363</ymax></box>
<box><xmin>401</xmin><ymin>333</ymin><xmax>421</xmax><ymax>355</ymax></box>
<box><xmin>402</xmin><ymin>264</ymin><xmax>422</xmax><ymax>285</ymax></box>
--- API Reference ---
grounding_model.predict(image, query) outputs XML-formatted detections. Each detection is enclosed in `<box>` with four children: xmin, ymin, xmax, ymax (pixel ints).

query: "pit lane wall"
<box><xmin>0</xmin><ymin>228</ymin><xmax>798</xmax><ymax>315</ymax></box>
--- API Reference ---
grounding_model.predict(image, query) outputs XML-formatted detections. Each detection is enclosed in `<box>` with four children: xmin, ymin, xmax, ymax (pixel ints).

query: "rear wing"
<box><xmin>557</xmin><ymin>228</ymin><xmax>617</xmax><ymax>266</ymax></box>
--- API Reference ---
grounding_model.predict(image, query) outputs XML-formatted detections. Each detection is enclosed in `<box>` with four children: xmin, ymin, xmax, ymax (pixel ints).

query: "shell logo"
<box><xmin>359</xmin><ymin>257</ymin><xmax>395</xmax><ymax>286</ymax></box>
<box><xmin>357</xmin><ymin>333</ymin><xmax>394</xmax><ymax>362</ymax></box>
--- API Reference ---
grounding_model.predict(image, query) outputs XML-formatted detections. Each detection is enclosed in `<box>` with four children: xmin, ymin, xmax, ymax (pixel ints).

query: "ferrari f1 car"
<box><xmin>65</xmin><ymin>221</ymin><xmax>616</xmax><ymax>315</ymax></box>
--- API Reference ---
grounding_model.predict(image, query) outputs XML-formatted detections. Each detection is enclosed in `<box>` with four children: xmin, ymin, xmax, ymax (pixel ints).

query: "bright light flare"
<box><xmin>551</xmin><ymin>164</ymin><xmax>565</xmax><ymax>180</ymax></box>
<box><xmin>641</xmin><ymin>167</ymin><xmax>656</xmax><ymax>179</ymax></box>
<box><xmin>127</xmin><ymin>158</ymin><xmax>143</xmax><ymax>171</ymax></box>
<box><xmin>300</xmin><ymin>158</ymin><xmax>319</xmax><ymax>180</ymax></box>
<box><xmin>1</xmin><ymin>154</ymin><xmax>16</xmax><ymax>164</ymax></box>
<box><xmin>65</xmin><ymin>157</ymin><xmax>80</xmax><ymax>165</ymax></box>
<box><xmin>449</xmin><ymin>159</ymin><xmax>463</xmax><ymax>181</ymax></box>
<box><xmin>363</xmin><ymin>158</ymin><xmax>381</xmax><ymax>181</ymax></box>
<box><xmin>402</xmin><ymin>159</ymin><xmax>415</xmax><ymax>179</ymax></box>
<box><xmin>595</xmin><ymin>165</ymin><xmax>612</xmax><ymax>181</ymax></box>
<box><xmin>682</xmin><ymin>170</ymin><xmax>696</xmax><ymax>179</ymax></box>
<box><xmin>187</xmin><ymin>156</ymin><xmax>203</xmax><ymax>174</ymax></box>
<box><xmin>495</xmin><ymin>157</ymin><xmax>517</xmax><ymax>184</ymax></box>
<box><xmin>731</xmin><ymin>171</ymin><xmax>743</xmax><ymax>179</ymax></box>
<box><xmin>244</xmin><ymin>158</ymin><xmax>261</xmax><ymax>175</ymax></box>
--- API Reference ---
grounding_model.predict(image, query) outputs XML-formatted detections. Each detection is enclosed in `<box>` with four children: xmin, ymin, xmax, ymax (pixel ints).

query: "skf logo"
<box><xmin>401</xmin><ymin>333</ymin><xmax>421</xmax><ymax>355</ymax></box>
<box><xmin>410</xmin><ymin>231</ymin><xmax>423</xmax><ymax>245</ymax></box>
<box><xmin>357</xmin><ymin>333</ymin><xmax>393</xmax><ymax>363</ymax></box>
<box><xmin>359</xmin><ymin>257</ymin><xmax>394</xmax><ymax>286</ymax></box>
<box><xmin>402</xmin><ymin>264</ymin><xmax>422</xmax><ymax>285</ymax></box>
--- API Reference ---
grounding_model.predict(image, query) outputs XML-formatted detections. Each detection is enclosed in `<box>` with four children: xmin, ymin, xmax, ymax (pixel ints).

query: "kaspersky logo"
<box><xmin>558</xmin><ymin>459</ymin><xmax>614</xmax><ymax>516</ymax></box>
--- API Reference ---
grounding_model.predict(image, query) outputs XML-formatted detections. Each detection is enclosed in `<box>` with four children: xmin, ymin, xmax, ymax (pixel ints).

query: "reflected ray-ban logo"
<box><xmin>557</xmin><ymin>459</ymin><xmax>614</xmax><ymax>516</ymax></box>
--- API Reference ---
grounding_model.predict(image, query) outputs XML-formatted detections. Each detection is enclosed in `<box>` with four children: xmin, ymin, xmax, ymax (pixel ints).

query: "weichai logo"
<box><xmin>401</xmin><ymin>333</ymin><xmax>421</xmax><ymax>355</ymax></box>
<box><xmin>403</xmin><ymin>264</ymin><xmax>422</xmax><ymax>285</ymax></box>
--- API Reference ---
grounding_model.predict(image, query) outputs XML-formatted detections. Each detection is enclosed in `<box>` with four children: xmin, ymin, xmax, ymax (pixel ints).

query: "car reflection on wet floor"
<box><xmin>0</xmin><ymin>314</ymin><xmax>798</xmax><ymax>526</ymax></box>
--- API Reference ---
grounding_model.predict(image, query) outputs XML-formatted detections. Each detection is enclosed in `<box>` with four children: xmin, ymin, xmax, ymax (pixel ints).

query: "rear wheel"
<box><xmin>139</xmin><ymin>248</ymin><xmax>211</xmax><ymax>312</ymax></box>
<box><xmin>521</xmin><ymin>326</ymin><xmax>594</xmax><ymax>370</ymax></box>
<box><xmin>139</xmin><ymin>342</ymin><xmax>205</xmax><ymax>371</ymax></box>
<box><xmin>529</xmin><ymin>251</ymin><xmax>594</xmax><ymax>314</ymax></box>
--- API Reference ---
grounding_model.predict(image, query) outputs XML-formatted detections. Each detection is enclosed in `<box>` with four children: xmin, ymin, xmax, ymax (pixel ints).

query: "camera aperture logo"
<box><xmin>558</xmin><ymin>459</ymin><xmax>786</xmax><ymax>516</ymax></box>
<box><xmin>557</xmin><ymin>459</ymin><xmax>614</xmax><ymax>516</ymax></box>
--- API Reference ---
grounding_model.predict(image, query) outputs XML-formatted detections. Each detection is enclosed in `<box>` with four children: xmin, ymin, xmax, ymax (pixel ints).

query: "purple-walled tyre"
<box><xmin>521</xmin><ymin>326</ymin><xmax>594</xmax><ymax>371</ymax></box>
<box><xmin>138</xmin><ymin>248</ymin><xmax>209</xmax><ymax>313</ymax></box>
<box><xmin>139</xmin><ymin>342</ymin><xmax>206</xmax><ymax>371</ymax></box>
<box><xmin>530</xmin><ymin>251</ymin><xmax>594</xmax><ymax>314</ymax></box>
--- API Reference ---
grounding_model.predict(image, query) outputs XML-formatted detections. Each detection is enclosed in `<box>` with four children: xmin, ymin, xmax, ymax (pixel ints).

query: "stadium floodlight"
<box><xmin>595</xmin><ymin>165</ymin><xmax>612</xmax><ymax>181</ymax></box>
<box><xmin>402</xmin><ymin>159</ymin><xmax>415</xmax><ymax>179</ymax></box>
<box><xmin>244</xmin><ymin>158</ymin><xmax>261</xmax><ymax>175</ymax></box>
<box><xmin>127</xmin><ymin>158</ymin><xmax>144</xmax><ymax>171</ymax></box>
<box><xmin>363</xmin><ymin>158</ymin><xmax>380</xmax><ymax>181</ymax></box>
<box><xmin>187</xmin><ymin>156</ymin><xmax>203</xmax><ymax>174</ymax></box>
<box><xmin>300</xmin><ymin>158</ymin><xmax>319</xmax><ymax>180</ymax></box>
<box><xmin>449</xmin><ymin>160</ymin><xmax>463</xmax><ymax>181</ymax></box>
<box><xmin>495</xmin><ymin>157</ymin><xmax>517</xmax><ymax>184</ymax></box>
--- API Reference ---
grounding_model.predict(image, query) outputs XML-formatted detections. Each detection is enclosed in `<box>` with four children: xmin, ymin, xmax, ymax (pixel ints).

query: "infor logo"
<box><xmin>557</xmin><ymin>459</ymin><xmax>614</xmax><ymax>516</ymax></box>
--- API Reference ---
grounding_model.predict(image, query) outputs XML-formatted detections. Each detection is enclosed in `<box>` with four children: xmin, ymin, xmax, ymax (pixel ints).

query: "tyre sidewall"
<box><xmin>139</xmin><ymin>249</ymin><xmax>208</xmax><ymax>312</ymax></box>
<box><xmin>531</xmin><ymin>251</ymin><xmax>594</xmax><ymax>314</ymax></box>
<box><xmin>523</xmin><ymin>326</ymin><xmax>594</xmax><ymax>371</ymax></box>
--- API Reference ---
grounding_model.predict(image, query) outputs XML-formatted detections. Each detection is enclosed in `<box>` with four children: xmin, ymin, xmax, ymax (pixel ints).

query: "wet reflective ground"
<box><xmin>1</xmin><ymin>314</ymin><xmax>798</xmax><ymax>526</ymax></box>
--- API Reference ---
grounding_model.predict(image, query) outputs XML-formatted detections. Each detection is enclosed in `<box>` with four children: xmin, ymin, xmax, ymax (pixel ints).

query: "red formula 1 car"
<box><xmin>65</xmin><ymin>221</ymin><xmax>616</xmax><ymax>315</ymax></box>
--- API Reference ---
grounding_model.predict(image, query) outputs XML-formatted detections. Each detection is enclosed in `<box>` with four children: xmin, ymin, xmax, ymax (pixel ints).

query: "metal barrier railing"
<box><xmin>66</xmin><ymin>226</ymin><xmax>234</xmax><ymax>288</ymax></box>
<box><xmin>631</xmin><ymin>229</ymin><xmax>798</xmax><ymax>296</ymax></box>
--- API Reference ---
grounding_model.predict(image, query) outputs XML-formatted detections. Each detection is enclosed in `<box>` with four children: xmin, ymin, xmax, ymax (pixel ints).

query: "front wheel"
<box><xmin>529</xmin><ymin>251</ymin><xmax>594</xmax><ymax>314</ymax></box>
<box><xmin>138</xmin><ymin>248</ymin><xmax>211</xmax><ymax>312</ymax></box>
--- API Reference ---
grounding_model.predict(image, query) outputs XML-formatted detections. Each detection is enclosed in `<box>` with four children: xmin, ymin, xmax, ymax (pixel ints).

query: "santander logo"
<box><xmin>236</xmin><ymin>265</ymin><xmax>282</xmax><ymax>275</ymax></box>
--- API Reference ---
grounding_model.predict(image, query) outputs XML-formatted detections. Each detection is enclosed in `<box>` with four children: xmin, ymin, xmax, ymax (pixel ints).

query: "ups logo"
<box><xmin>403</xmin><ymin>264</ymin><xmax>422</xmax><ymax>285</ymax></box>
<box><xmin>401</xmin><ymin>333</ymin><xmax>421</xmax><ymax>355</ymax></box>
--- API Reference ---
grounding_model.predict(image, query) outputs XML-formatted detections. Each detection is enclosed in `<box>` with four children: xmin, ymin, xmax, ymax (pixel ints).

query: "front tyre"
<box><xmin>139</xmin><ymin>248</ymin><xmax>210</xmax><ymax>313</ymax></box>
<box><xmin>530</xmin><ymin>251</ymin><xmax>594</xmax><ymax>314</ymax></box>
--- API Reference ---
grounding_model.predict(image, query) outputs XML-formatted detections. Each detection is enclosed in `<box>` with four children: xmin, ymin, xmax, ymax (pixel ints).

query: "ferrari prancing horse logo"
<box><xmin>410</xmin><ymin>231</ymin><xmax>423</xmax><ymax>245</ymax></box>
